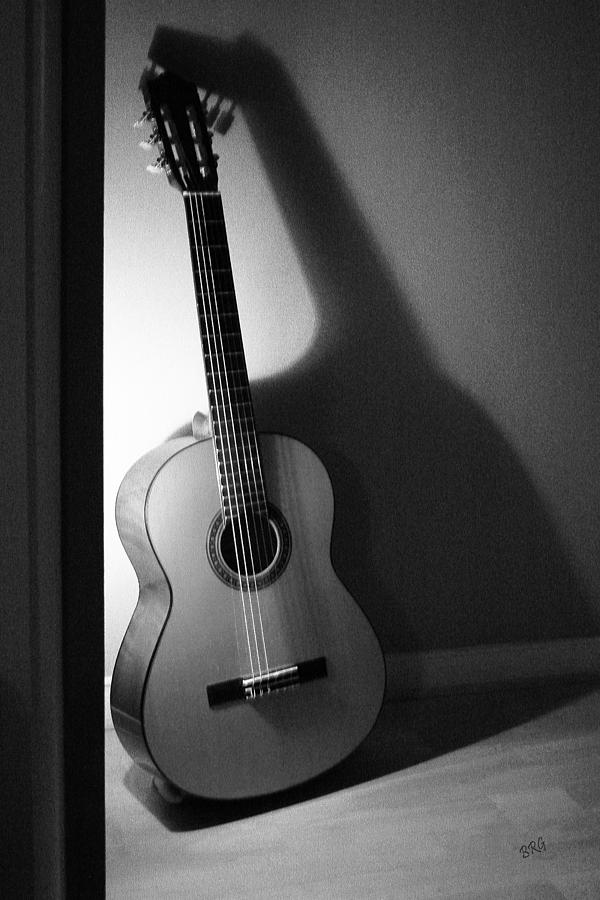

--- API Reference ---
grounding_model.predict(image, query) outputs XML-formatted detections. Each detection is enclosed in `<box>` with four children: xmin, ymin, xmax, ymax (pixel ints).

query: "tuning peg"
<box><xmin>214</xmin><ymin>102</ymin><xmax>235</xmax><ymax>135</ymax></box>
<box><xmin>139</xmin><ymin>128</ymin><xmax>160</xmax><ymax>150</ymax></box>
<box><xmin>146</xmin><ymin>154</ymin><xmax>168</xmax><ymax>175</ymax></box>
<box><xmin>134</xmin><ymin>107</ymin><xmax>153</xmax><ymax>128</ymax></box>
<box><xmin>205</xmin><ymin>96</ymin><xmax>223</xmax><ymax>129</ymax></box>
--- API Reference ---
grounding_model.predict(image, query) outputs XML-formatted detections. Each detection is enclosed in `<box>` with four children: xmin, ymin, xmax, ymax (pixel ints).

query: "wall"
<box><xmin>105</xmin><ymin>0</ymin><xmax>600</xmax><ymax>677</ymax></box>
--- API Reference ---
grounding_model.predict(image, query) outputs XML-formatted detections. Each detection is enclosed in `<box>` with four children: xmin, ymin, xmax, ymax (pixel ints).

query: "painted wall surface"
<box><xmin>105</xmin><ymin>0</ymin><xmax>600</xmax><ymax>676</ymax></box>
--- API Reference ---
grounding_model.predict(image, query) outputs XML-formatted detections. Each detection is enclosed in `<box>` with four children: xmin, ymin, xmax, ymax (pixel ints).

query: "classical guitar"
<box><xmin>111</xmin><ymin>68</ymin><xmax>385</xmax><ymax>800</ymax></box>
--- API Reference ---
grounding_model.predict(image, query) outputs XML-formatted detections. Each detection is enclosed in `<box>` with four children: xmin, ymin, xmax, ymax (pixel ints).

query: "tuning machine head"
<box><xmin>139</xmin><ymin>127</ymin><xmax>160</xmax><ymax>151</ymax></box>
<box><xmin>134</xmin><ymin>107</ymin><xmax>154</xmax><ymax>128</ymax></box>
<box><xmin>201</xmin><ymin>92</ymin><xmax>236</xmax><ymax>136</ymax></box>
<box><xmin>214</xmin><ymin>103</ymin><xmax>235</xmax><ymax>135</ymax></box>
<box><xmin>146</xmin><ymin>152</ymin><xmax>169</xmax><ymax>175</ymax></box>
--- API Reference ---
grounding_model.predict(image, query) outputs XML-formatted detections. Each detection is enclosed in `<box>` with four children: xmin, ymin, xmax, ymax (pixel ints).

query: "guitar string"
<box><xmin>185</xmin><ymin>190</ymin><xmax>250</xmax><ymax>673</ymax></box>
<box><xmin>189</xmin><ymin>191</ymin><xmax>258</xmax><ymax>678</ymax></box>
<box><xmin>196</xmin><ymin>192</ymin><xmax>269</xmax><ymax>683</ymax></box>
<box><xmin>185</xmin><ymin>191</ymin><xmax>256</xmax><ymax>680</ymax></box>
<box><xmin>204</xmin><ymin>188</ymin><xmax>277</xmax><ymax>675</ymax></box>
<box><xmin>243</xmin><ymin>393</ymin><xmax>277</xmax><ymax>574</ymax></box>
<box><xmin>196</xmin><ymin>192</ymin><xmax>270</xmax><ymax>681</ymax></box>
<box><xmin>218</xmin><ymin>235</ymin><xmax>277</xmax><ymax>591</ymax></box>
<box><xmin>197</xmin><ymin>192</ymin><xmax>270</xmax><ymax>681</ymax></box>
<box><xmin>205</xmin><ymin>225</ymin><xmax>278</xmax><ymax>615</ymax></box>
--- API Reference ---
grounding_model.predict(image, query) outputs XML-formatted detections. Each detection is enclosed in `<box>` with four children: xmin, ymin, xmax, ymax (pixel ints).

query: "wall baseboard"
<box><xmin>383</xmin><ymin>636</ymin><xmax>600</xmax><ymax>700</ymax></box>
<box><xmin>104</xmin><ymin>636</ymin><xmax>600</xmax><ymax>730</ymax></box>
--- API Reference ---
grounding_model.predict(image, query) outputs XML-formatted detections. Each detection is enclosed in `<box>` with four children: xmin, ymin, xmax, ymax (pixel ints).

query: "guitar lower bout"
<box><xmin>111</xmin><ymin>432</ymin><xmax>386</xmax><ymax>800</ymax></box>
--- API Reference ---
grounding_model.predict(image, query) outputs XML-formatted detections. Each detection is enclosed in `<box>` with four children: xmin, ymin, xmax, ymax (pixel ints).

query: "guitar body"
<box><xmin>111</xmin><ymin>432</ymin><xmax>385</xmax><ymax>800</ymax></box>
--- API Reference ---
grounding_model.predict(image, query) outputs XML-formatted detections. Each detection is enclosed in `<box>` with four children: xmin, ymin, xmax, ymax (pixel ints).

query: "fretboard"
<box><xmin>184</xmin><ymin>191</ymin><xmax>267</xmax><ymax>520</ymax></box>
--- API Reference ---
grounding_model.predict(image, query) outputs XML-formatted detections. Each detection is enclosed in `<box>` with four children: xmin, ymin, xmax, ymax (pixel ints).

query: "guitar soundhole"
<box><xmin>220</xmin><ymin>513</ymin><xmax>277</xmax><ymax>574</ymax></box>
<box><xmin>207</xmin><ymin>503</ymin><xmax>291</xmax><ymax>589</ymax></box>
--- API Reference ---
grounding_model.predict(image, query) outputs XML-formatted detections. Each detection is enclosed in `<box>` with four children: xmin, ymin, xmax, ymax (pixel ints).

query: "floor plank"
<box><xmin>106</xmin><ymin>682</ymin><xmax>600</xmax><ymax>898</ymax></box>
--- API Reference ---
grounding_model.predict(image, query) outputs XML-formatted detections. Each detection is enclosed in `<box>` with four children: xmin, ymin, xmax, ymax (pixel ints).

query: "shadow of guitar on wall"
<box><xmin>148</xmin><ymin>26</ymin><xmax>595</xmax><ymax>661</ymax></box>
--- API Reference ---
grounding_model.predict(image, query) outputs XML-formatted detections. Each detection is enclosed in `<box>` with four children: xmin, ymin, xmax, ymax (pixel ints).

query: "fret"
<box><xmin>210</xmin><ymin>381</ymin><xmax>250</xmax><ymax>393</ymax></box>
<box><xmin>191</xmin><ymin>245</ymin><xmax>231</xmax><ymax>269</ymax></box>
<box><xmin>220</xmin><ymin>481</ymin><xmax>265</xmax><ymax>498</ymax></box>
<box><xmin>204</xmin><ymin>350</ymin><xmax>246</xmax><ymax>366</ymax></box>
<box><xmin>184</xmin><ymin>189</ymin><xmax>268</xmax><ymax>516</ymax></box>
<box><xmin>199</xmin><ymin>197</ymin><xmax>224</xmax><ymax>216</ymax></box>
<box><xmin>198</xmin><ymin>305</ymin><xmax>237</xmax><ymax>316</ymax></box>
<box><xmin>220</xmin><ymin>479</ymin><xmax>264</xmax><ymax>499</ymax></box>
<box><xmin>223</xmin><ymin>505</ymin><xmax>268</xmax><ymax>521</ymax></box>
<box><xmin>202</xmin><ymin>340</ymin><xmax>245</xmax><ymax>360</ymax></box>
<box><xmin>198</xmin><ymin>308</ymin><xmax>239</xmax><ymax>326</ymax></box>
<box><xmin>217</xmin><ymin>470</ymin><xmax>263</xmax><ymax>493</ymax></box>
<box><xmin>206</xmin><ymin>366</ymin><xmax>248</xmax><ymax>379</ymax></box>
<box><xmin>218</xmin><ymin>462</ymin><xmax>263</xmax><ymax>489</ymax></box>
<box><xmin>205</xmin><ymin>328</ymin><xmax>243</xmax><ymax>340</ymax></box>
<box><xmin>211</xmin><ymin>412</ymin><xmax>254</xmax><ymax>428</ymax></box>
<box><xmin>196</xmin><ymin>220</ymin><xmax>227</xmax><ymax>244</ymax></box>
<box><xmin>219</xmin><ymin>476</ymin><xmax>264</xmax><ymax>496</ymax></box>
<box><xmin>220</xmin><ymin>484</ymin><xmax>264</xmax><ymax>503</ymax></box>
<box><xmin>213</xmin><ymin>427</ymin><xmax>259</xmax><ymax>444</ymax></box>
<box><xmin>214</xmin><ymin>436</ymin><xmax>258</xmax><ymax>453</ymax></box>
<box><xmin>214</xmin><ymin>442</ymin><xmax>260</xmax><ymax>462</ymax></box>
<box><xmin>204</xmin><ymin>361</ymin><xmax>248</xmax><ymax>377</ymax></box>
<box><xmin>184</xmin><ymin>192</ymin><xmax>225</xmax><ymax>219</ymax></box>
<box><xmin>197</xmin><ymin>269</ymin><xmax>235</xmax><ymax>293</ymax></box>
<box><xmin>203</xmin><ymin>337</ymin><xmax>245</xmax><ymax>354</ymax></box>
<box><xmin>218</xmin><ymin>459</ymin><xmax>262</xmax><ymax>478</ymax></box>
<box><xmin>210</xmin><ymin>386</ymin><xmax>254</xmax><ymax>412</ymax></box>
<box><xmin>204</xmin><ymin>365</ymin><xmax>248</xmax><ymax>381</ymax></box>
<box><xmin>223</xmin><ymin>501</ymin><xmax>269</xmax><ymax>520</ymax></box>
<box><xmin>209</xmin><ymin>390</ymin><xmax>252</xmax><ymax>407</ymax></box>
<box><xmin>214</xmin><ymin>434</ymin><xmax>256</xmax><ymax>454</ymax></box>
<box><xmin>222</xmin><ymin>491</ymin><xmax>266</xmax><ymax>510</ymax></box>
<box><xmin>211</xmin><ymin>391</ymin><xmax>253</xmax><ymax>403</ymax></box>
<box><xmin>214</xmin><ymin>442</ymin><xmax>259</xmax><ymax>459</ymax></box>
<box><xmin>193</xmin><ymin>265</ymin><xmax>234</xmax><ymax>282</ymax></box>
<box><xmin>216</xmin><ymin>463</ymin><xmax>262</xmax><ymax>483</ymax></box>
<box><xmin>204</xmin><ymin>335</ymin><xmax>246</xmax><ymax>355</ymax></box>
<box><xmin>210</xmin><ymin>402</ymin><xmax>254</xmax><ymax>419</ymax></box>
<box><xmin>213</xmin><ymin>422</ymin><xmax>255</xmax><ymax>440</ymax></box>
<box><xmin>210</xmin><ymin>329</ymin><xmax>244</xmax><ymax>338</ymax></box>
<box><xmin>196</xmin><ymin>194</ymin><xmax>223</xmax><ymax>217</ymax></box>
<box><xmin>206</xmin><ymin>374</ymin><xmax>249</xmax><ymax>394</ymax></box>
<box><xmin>215</xmin><ymin>449</ymin><xmax>261</xmax><ymax>468</ymax></box>
<box><xmin>213</xmin><ymin>413</ymin><xmax>255</xmax><ymax>426</ymax></box>
<box><xmin>197</xmin><ymin>295</ymin><xmax>239</xmax><ymax>316</ymax></box>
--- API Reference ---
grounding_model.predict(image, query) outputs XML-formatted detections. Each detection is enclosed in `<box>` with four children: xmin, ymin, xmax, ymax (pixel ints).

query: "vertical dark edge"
<box><xmin>1</xmin><ymin>3</ymin><xmax>35</xmax><ymax>893</ymax></box>
<box><xmin>61</xmin><ymin>0</ymin><xmax>105</xmax><ymax>896</ymax></box>
<box><xmin>23</xmin><ymin>6</ymin><xmax>37</xmax><ymax>896</ymax></box>
<box><xmin>27</xmin><ymin>0</ymin><xmax>66</xmax><ymax>894</ymax></box>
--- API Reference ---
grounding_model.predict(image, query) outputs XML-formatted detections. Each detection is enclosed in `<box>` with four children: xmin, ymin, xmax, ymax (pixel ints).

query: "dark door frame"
<box><xmin>61</xmin><ymin>0</ymin><xmax>105</xmax><ymax>896</ymax></box>
<box><xmin>2</xmin><ymin>2</ymin><xmax>105</xmax><ymax>896</ymax></box>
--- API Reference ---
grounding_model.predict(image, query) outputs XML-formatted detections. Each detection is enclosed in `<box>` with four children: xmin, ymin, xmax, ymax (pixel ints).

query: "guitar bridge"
<box><xmin>207</xmin><ymin>656</ymin><xmax>327</xmax><ymax>708</ymax></box>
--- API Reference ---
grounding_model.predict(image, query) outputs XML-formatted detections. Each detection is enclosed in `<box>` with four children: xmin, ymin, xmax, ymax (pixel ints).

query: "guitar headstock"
<box><xmin>138</xmin><ymin>67</ymin><xmax>234</xmax><ymax>192</ymax></box>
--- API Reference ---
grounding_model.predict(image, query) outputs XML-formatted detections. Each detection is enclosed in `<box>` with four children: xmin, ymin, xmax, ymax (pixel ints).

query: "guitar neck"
<box><xmin>183</xmin><ymin>191</ymin><xmax>267</xmax><ymax>519</ymax></box>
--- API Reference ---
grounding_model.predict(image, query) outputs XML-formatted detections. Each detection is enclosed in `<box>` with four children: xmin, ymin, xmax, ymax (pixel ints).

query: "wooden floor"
<box><xmin>106</xmin><ymin>682</ymin><xmax>600</xmax><ymax>898</ymax></box>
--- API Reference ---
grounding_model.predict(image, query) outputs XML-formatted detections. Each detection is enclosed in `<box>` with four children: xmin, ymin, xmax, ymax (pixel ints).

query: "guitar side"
<box><xmin>110</xmin><ymin>435</ymin><xmax>198</xmax><ymax>777</ymax></box>
<box><xmin>111</xmin><ymin>432</ymin><xmax>386</xmax><ymax>799</ymax></box>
